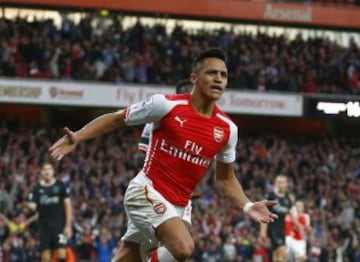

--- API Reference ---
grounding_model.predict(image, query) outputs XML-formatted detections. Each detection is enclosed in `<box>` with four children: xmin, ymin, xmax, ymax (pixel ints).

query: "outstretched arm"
<box><xmin>215</xmin><ymin>161</ymin><xmax>278</xmax><ymax>223</ymax></box>
<box><xmin>49</xmin><ymin>110</ymin><xmax>126</xmax><ymax>160</ymax></box>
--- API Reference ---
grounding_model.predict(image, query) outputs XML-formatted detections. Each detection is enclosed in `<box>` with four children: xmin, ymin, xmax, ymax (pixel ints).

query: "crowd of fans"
<box><xmin>0</xmin><ymin>117</ymin><xmax>359</xmax><ymax>261</ymax></box>
<box><xmin>1</xmin><ymin>15</ymin><xmax>360</xmax><ymax>94</ymax></box>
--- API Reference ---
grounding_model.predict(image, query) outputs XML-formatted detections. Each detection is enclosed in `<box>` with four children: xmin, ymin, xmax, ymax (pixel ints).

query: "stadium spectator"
<box><xmin>1</xmin><ymin>16</ymin><xmax>360</xmax><ymax>94</ymax></box>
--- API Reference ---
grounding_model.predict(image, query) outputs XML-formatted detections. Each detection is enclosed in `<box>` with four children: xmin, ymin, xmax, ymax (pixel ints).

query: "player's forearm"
<box><xmin>64</xmin><ymin>199</ymin><xmax>72</xmax><ymax>228</ymax></box>
<box><xmin>76</xmin><ymin>112</ymin><xmax>125</xmax><ymax>143</ymax></box>
<box><xmin>215</xmin><ymin>173</ymin><xmax>251</xmax><ymax>210</ymax></box>
<box><xmin>260</xmin><ymin>222</ymin><xmax>268</xmax><ymax>236</ymax></box>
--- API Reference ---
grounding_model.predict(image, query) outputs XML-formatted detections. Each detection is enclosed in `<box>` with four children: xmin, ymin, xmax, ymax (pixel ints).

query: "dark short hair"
<box><xmin>41</xmin><ymin>161</ymin><xmax>54</xmax><ymax>169</ymax></box>
<box><xmin>192</xmin><ymin>48</ymin><xmax>228</xmax><ymax>72</ymax></box>
<box><xmin>175</xmin><ymin>79</ymin><xmax>192</xmax><ymax>94</ymax></box>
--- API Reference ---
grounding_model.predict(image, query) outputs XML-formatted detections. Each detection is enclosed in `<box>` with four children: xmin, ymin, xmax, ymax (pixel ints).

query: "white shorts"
<box><xmin>285</xmin><ymin>235</ymin><xmax>293</xmax><ymax>248</ymax></box>
<box><xmin>121</xmin><ymin>172</ymin><xmax>192</xmax><ymax>247</ymax></box>
<box><xmin>290</xmin><ymin>239</ymin><xmax>306</xmax><ymax>258</ymax></box>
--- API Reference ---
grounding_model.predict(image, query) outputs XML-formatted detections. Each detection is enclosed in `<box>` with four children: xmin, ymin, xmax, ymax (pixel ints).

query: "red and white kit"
<box><xmin>121</xmin><ymin>93</ymin><xmax>237</xmax><ymax>249</ymax></box>
<box><xmin>286</xmin><ymin>211</ymin><xmax>310</xmax><ymax>259</ymax></box>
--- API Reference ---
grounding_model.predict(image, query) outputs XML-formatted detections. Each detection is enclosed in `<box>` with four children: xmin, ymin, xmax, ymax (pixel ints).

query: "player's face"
<box><xmin>295</xmin><ymin>201</ymin><xmax>304</xmax><ymax>213</ymax></box>
<box><xmin>41</xmin><ymin>164</ymin><xmax>55</xmax><ymax>182</ymax></box>
<box><xmin>276</xmin><ymin>177</ymin><xmax>288</xmax><ymax>193</ymax></box>
<box><xmin>191</xmin><ymin>57</ymin><xmax>228</xmax><ymax>101</ymax></box>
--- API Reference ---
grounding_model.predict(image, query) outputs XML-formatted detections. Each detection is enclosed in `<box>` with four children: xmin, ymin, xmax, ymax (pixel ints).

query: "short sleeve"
<box><xmin>215</xmin><ymin>122</ymin><xmax>238</xmax><ymax>163</ymax></box>
<box><xmin>124</xmin><ymin>94</ymin><xmax>171</xmax><ymax>126</ymax></box>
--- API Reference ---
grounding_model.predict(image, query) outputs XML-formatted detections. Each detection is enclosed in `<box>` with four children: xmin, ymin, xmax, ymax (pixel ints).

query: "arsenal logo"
<box><xmin>153</xmin><ymin>202</ymin><xmax>167</xmax><ymax>215</ymax></box>
<box><xmin>213</xmin><ymin>127</ymin><xmax>224</xmax><ymax>143</ymax></box>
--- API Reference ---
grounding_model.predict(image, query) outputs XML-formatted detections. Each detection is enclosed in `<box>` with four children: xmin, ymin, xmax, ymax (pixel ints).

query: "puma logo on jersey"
<box><xmin>174</xmin><ymin>116</ymin><xmax>187</xmax><ymax>127</ymax></box>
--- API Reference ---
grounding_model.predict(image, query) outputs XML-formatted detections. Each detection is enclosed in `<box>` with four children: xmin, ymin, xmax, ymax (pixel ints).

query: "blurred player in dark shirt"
<box><xmin>259</xmin><ymin>175</ymin><xmax>298</xmax><ymax>262</ymax></box>
<box><xmin>26</xmin><ymin>162</ymin><xmax>72</xmax><ymax>262</ymax></box>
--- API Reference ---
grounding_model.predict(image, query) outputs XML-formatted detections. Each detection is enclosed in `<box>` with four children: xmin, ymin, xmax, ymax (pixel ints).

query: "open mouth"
<box><xmin>211</xmin><ymin>85</ymin><xmax>223</xmax><ymax>92</ymax></box>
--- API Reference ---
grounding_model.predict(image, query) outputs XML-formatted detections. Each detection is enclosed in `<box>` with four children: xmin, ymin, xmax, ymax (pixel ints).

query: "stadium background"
<box><xmin>0</xmin><ymin>0</ymin><xmax>360</xmax><ymax>261</ymax></box>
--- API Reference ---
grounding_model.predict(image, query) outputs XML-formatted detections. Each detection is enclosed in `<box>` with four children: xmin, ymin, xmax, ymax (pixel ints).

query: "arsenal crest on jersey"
<box><xmin>153</xmin><ymin>202</ymin><xmax>167</xmax><ymax>215</ymax></box>
<box><xmin>213</xmin><ymin>127</ymin><xmax>224</xmax><ymax>143</ymax></box>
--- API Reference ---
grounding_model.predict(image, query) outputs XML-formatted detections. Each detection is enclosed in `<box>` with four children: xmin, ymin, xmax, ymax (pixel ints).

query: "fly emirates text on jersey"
<box><xmin>159</xmin><ymin>139</ymin><xmax>211</xmax><ymax>168</ymax></box>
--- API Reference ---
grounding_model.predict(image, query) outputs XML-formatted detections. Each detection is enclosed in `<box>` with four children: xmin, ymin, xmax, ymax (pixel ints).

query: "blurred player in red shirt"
<box><xmin>285</xmin><ymin>200</ymin><xmax>311</xmax><ymax>262</ymax></box>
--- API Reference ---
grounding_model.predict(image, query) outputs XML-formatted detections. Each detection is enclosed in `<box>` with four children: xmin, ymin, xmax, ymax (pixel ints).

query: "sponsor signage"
<box><xmin>0</xmin><ymin>78</ymin><xmax>303</xmax><ymax>116</ymax></box>
<box><xmin>0</xmin><ymin>79</ymin><xmax>114</xmax><ymax>107</ymax></box>
<box><xmin>263</xmin><ymin>4</ymin><xmax>312</xmax><ymax>23</ymax></box>
<box><xmin>304</xmin><ymin>96</ymin><xmax>360</xmax><ymax>118</ymax></box>
<box><xmin>5</xmin><ymin>0</ymin><xmax>360</xmax><ymax>29</ymax></box>
<box><xmin>218</xmin><ymin>91</ymin><xmax>303</xmax><ymax>116</ymax></box>
<box><xmin>0</xmin><ymin>85</ymin><xmax>42</xmax><ymax>98</ymax></box>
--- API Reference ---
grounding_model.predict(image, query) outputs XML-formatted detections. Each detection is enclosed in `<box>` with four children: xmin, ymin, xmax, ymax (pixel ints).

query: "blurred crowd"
<box><xmin>0</xmin><ymin>117</ymin><xmax>359</xmax><ymax>261</ymax></box>
<box><xmin>1</xmin><ymin>15</ymin><xmax>360</xmax><ymax>94</ymax></box>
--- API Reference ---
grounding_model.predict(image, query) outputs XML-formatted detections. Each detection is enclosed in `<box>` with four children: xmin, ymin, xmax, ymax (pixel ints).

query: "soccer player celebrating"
<box><xmin>49</xmin><ymin>48</ymin><xmax>278</xmax><ymax>262</ymax></box>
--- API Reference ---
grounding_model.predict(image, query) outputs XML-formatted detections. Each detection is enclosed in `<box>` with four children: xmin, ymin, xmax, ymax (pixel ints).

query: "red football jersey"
<box><xmin>293</xmin><ymin>213</ymin><xmax>310</xmax><ymax>240</ymax></box>
<box><xmin>124</xmin><ymin>93</ymin><xmax>237</xmax><ymax>206</ymax></box>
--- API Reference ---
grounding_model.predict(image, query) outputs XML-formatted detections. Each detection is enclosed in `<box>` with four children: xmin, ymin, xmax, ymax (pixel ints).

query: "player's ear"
<box><xmin>190</xmin><ymin>72</ymin><xmax>197</xmax><ymax>85</ymax></box>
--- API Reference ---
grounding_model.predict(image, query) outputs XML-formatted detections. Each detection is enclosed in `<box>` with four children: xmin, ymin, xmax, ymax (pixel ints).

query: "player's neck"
<box><xmin>40</xmin><ymin>178</ymin><xmax>56</xmax><ymax>187</ymax></box>
<box><xmin>190</xmin><ymin>93</ymin><xmax>216</xmax><ymax>117</ymax></box>
<box><xmin>274</xmin><ymin>188</ymin><xmax>285</xmax><ymax>197</ymax></box>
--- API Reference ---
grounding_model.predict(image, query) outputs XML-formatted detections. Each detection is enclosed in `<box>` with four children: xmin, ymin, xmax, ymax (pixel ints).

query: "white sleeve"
<box><xmin>141</xmin><ymin>123</ymin><xmax>153</xmax><ymax>141</ymax></box>
<box><xmin>124</xmin><ymin>94</ymin><xmax>170</xmax><ymax>126</ymax></box>
<box><xmin>138</xmin><ymin>123</ymin><xmax>153</xmax><ymax>152</ymax></box>
<box><xmin>215</xmin><ymin>122</ymin><xmax>238</xmax><ymax>163</ymax></box>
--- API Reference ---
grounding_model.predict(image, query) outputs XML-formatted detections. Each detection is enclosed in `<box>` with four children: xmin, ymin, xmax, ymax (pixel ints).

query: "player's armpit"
<box><xmin>114</xmin><ymin>109</ymin><xmax>126</xmax><ymax>122</ymax></box>
<box><xmin>135</xmin><ymin>150</ymin><xmax>146</xmax><ymax>170</ymax></box>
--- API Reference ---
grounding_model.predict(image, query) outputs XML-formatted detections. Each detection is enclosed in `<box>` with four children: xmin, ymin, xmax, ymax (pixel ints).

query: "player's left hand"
<box><xmin>248</xmin><ymin>200</ymin><xmax>278</xmax><ymax>223</ymax></box>
<box><xmin>49</xmin><ymin>127</ymin><xmax>78</xmax><ymax>161</ymax></box>
<box><xmin>64</xmin><ymin>225</ymin><xmax>72</xmax><ymax>239</ymax></box>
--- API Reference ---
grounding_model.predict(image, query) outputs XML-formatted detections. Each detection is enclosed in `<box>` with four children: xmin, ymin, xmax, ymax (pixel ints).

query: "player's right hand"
<box><xmin>49</xmin><ymin>127</ymin><xmax>78</xmax><ymax>161</ymax></box>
